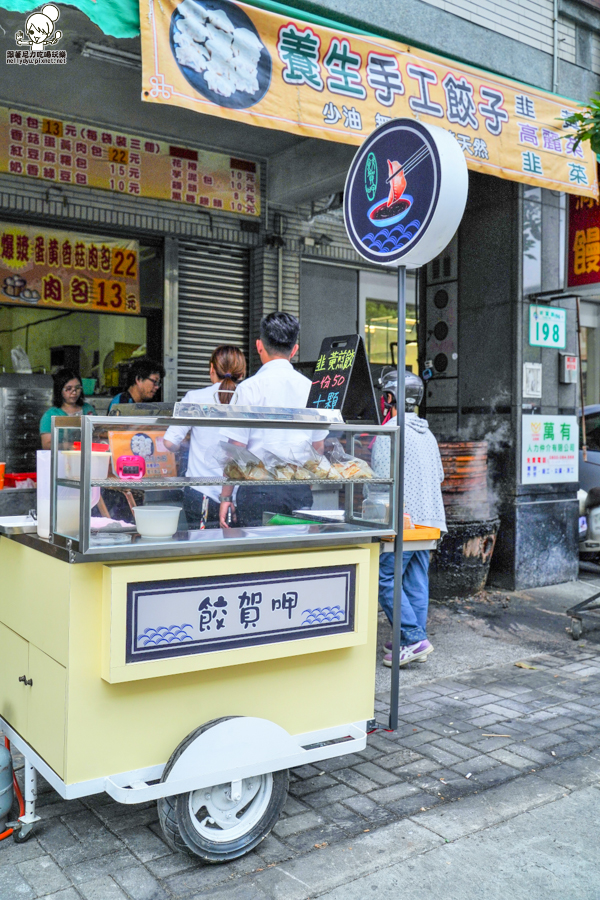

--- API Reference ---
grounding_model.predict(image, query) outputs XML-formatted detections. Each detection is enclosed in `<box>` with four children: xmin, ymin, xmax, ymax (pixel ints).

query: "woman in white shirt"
<box><xmin>164</xmin><ymin>346</ymin><xmax>246</xmax><ymax>529</ymax></box>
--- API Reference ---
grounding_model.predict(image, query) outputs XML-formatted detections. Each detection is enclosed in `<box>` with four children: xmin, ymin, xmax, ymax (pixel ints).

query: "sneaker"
<box><xmin>382</xmin><ymin>640</ymin><xmax>434</xmax><ymax>667</ymax></box>
<box><xmin>384</xmin><ymin>639</ymin><xmax>433</xmax><ymax>653</ymax></box>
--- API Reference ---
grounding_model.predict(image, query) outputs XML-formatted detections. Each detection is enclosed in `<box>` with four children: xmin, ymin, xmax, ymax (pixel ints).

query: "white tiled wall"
<box><xmin>420</xmin><ymin>0</ymin><xmax>577</xmax><ymax>62</ymax></box>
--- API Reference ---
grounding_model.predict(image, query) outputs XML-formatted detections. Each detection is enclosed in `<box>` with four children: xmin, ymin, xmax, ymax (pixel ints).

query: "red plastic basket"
<box><xmin>4</xmin><ymin>472</ymin><xmax>36</xmax><ymax>488</ymax></box>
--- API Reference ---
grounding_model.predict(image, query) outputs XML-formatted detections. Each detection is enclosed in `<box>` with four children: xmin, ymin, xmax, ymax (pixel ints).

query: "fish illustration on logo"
<box><xmin>366</xmin><ymin>143</ymin><xmax>430</xmax><ymax>229</ymax></box>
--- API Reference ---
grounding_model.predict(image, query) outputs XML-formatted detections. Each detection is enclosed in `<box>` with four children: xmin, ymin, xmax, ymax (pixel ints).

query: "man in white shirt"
<box><xmin>219</xmin><ymin>312</ymin><xmax>324</xmax><ymax>528</ymax></box>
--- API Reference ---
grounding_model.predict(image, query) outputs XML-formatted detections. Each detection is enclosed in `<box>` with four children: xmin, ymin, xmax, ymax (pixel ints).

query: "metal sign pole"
<box><xmin>342</xmin><ymin>118</ymin><xmax>468</xmax><ymax>732</ymax></box>
<box><xmin>389</xmin><ymin>265</ymin><xmax>406</xmax><ymax>731</ymax></box>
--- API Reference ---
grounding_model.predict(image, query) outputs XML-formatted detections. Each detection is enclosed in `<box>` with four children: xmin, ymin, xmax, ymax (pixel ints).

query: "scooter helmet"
<box><xmin>380</xmin><ymin>369</ymin><xmax>424</xmax><ymax>411</ymax></box>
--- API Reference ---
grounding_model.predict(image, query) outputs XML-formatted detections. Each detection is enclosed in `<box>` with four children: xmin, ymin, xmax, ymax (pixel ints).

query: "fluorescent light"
<box><xmin>81</xmin><ymin>42</ymin><xmax>141</xmax><ymax>69</ymax></box>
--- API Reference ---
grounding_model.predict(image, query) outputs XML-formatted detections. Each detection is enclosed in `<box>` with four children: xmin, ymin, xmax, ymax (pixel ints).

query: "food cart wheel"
<box><xmin>13</xmin><ymin>825</ymin><xmax>34</xmax><ymax>843</ymax></box>
<box><xmin>157</xmin><ymin>718</ymin><xmax>289</xmax><ymax>863</ymax></box>
<box><xmin>570</xmin><ymin>617</ymin><xmax>583</xmax><ymax>640</ymax></box>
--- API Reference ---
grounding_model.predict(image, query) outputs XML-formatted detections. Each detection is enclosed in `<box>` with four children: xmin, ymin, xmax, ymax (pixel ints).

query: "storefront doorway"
<box><xmin>359</xmin><ymin>269</ymin><xmax>418</xmax><ymax>373</ymax></box>
<box><xmin>580</xmin><ymin>300</ymin><xmax>600</xmax><ymax>407</ymax></box>
<box><xmin>299</xmin><ymin>262</ymin><xmax>418</xmax><ymax>373</ymax></box>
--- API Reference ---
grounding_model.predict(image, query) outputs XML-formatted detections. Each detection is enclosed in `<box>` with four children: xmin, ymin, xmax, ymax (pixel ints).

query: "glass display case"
<box><xmin>50</xmin><ymin>410</ymin><xmax>398</xmax><ymax>560</ymax></box>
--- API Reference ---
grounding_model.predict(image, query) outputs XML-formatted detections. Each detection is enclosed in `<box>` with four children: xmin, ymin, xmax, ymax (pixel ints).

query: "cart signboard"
<box><xmin>528</xmin><ymin>304</ymin><xmax>566</xmax><ymax>349</ymax></box>
<box><xmin>127</xmin><ymin>564</ymin><xmax>356</xmax><ymax>663</ymax></box>
<box><xmin>521</xmin><ymin>414</ymin><xmax>578</xmax><ymax>484</ymax></box>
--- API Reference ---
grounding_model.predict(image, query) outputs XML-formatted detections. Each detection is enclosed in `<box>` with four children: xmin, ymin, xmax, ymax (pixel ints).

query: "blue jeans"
<box><xmin>378</xmin><ymin>550</ymin><xmax>430</xmax><ymax>645</ymax></box>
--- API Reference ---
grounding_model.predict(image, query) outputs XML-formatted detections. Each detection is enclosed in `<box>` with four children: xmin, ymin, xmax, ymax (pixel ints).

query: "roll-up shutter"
<box><xmin>177</xmin><ymin>240</ymin><xmax>250</xmax><ymax>397</ymax></box>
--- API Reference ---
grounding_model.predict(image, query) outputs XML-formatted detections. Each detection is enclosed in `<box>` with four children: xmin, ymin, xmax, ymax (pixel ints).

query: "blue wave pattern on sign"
<box><xmin>301</xmin><ymin>606</ymin><xmax>345</xmax><ymax>626</ymax></box>
<box><xmin>361</xmin><ymin>219</ymin><xmax>421</xmax><ymax>253</ymax></box>
<box><xmin>137</xmin><ymin>624</ymin><xmax>194</xmax><ymax>646</ymax></box>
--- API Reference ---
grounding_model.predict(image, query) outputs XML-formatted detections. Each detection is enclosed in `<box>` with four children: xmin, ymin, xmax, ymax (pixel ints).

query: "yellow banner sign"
<box><xmin>0</xmin><ymin>222</ymin><xmax>140</xmax><ymax>315</ymax></box>
<box><xmin>0</xmin><ymin>106</ymin><xmax>260</xmax><ymax>216</ymax></box>
<box><xmin>140</xmin><ymin>0</ymin><xmax>597</xmax><ymax>198</ymax></box>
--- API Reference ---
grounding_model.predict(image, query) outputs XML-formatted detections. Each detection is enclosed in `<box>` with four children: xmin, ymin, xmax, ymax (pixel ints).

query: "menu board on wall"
<box><xmin>0</xmin><ymin>107</ymin><xmax>260</xmax><ymax>217</ymax></box>
<box><xmin>0</xmin><ymin>222</ymin><xmax>140</xmax><ymax>315</ymax></box>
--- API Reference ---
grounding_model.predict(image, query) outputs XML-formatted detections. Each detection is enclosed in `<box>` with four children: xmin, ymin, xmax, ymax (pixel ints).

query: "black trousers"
<box><xmin>182</xmin><ymin>486</ymin><xmax>220</xmax><ymax>529</ymax></box>
<box><xmin>235</xmin><ymin>484</ymin><xmax>313</xmax><ymax>528</ymax></box>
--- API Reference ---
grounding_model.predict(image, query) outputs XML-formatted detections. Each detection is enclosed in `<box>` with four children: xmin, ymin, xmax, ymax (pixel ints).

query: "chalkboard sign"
<box><xmin>307</xmin><ymin>334</ymin><xmax>379</xmax><ymax>423</ymax></box>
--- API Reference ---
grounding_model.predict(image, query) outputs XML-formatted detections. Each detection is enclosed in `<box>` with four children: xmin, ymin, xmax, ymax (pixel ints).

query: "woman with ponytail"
<box><xmin>164</xmin><ymin>345</ymin><xmax>246</xmax><ymax>529</ymax></box>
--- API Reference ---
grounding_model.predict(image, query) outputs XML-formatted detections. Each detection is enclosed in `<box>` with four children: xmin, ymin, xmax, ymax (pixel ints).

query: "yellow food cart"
<box><xmin>0</xmin><ymin>409</ymin><xmax>439</xmax><ymax>861</ymax></box>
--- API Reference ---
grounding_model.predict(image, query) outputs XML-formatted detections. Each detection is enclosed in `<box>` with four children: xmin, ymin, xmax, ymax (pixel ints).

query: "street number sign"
<box><xmin>529</xmin><ymin>305</ymin><xmax>566</xmax><ymax>349</ymax></box>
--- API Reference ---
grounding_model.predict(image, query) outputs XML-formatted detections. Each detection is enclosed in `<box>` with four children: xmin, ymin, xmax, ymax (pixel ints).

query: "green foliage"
<box><xmin>366</xmin><ymin>300</ymin><xmax>396</xmax><ymax>322</ymax></box>
<box><xmin>563</xmin><ymin>93</ymin><xmax>600</xmax><ymax>156</ymax></box>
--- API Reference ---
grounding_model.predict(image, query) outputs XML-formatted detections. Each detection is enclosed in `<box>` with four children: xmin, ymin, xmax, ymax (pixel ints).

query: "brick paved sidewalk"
<box><xmin>3</xmin><ymin>642</ymin><xmax>600</xmax><ymax>900</ymax></box>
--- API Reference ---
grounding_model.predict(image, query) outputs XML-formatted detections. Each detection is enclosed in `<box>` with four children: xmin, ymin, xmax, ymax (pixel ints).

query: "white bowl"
<box><xmin>133</xmin><ymin>505</ymin><xmax>181</xmax><ymax>539</ymax></box>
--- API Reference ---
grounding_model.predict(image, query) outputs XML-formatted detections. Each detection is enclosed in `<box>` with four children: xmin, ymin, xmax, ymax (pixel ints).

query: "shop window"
<box><xmin>522</xmin><ymin>186</ymin><xmax>567</xmax><ymax>295</ymax></box>
<box><xmin>523</xmin><ymin>186</ymin><xmax>542</xmax><ymax>295</ymax></box>
<box><xmin>580</xmin><ymin>303</ymin><xmax>600</xmax><ymax>408</ymax></box>
<box><xmin>583</xmin><ymin>411</ymin><xmax>600</xmax><ymax>451</ymax></box>
<box><xmin>361</xmin><ymin>270</ymin><xmax>417</xmax><ymax>371</ymax></box>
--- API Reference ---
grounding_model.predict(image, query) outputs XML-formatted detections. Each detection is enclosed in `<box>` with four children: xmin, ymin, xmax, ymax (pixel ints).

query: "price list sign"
<box><xmin>307</xmin><ymin>335</ymin><xmax>379</xmax><ymax>422</ymax></box>
<box><xmin>0</xmin><ymin>107</ymin><xmax>260</xmax><ymax>217</ymax></box>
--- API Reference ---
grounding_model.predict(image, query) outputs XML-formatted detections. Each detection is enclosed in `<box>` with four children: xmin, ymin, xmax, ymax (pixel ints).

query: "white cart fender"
<box><xmin>165</xmin><ymin>718</ymin><xmax>301</xmax><ymax>787</ymax></box>
<box><xmin>104</xmin><ymin>717</ymin><xmax>367</xmax><ymax>804</ymax></box>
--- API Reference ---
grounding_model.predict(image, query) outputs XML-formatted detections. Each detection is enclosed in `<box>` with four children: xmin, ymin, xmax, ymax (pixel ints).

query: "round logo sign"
<box><xmin>344</xmin><ymin>118</ymin><xmax>468</xmax><ymax>268</ymax></box>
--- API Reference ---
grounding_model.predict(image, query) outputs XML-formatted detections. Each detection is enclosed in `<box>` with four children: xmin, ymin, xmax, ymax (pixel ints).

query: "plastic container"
<box><xmin>361</xmin><ymin>492</ymin><xmax>390</xmax><ymax>524</ymax></box>
<box><xmin>60</xmin><ymin>450</ymin><xmax>110</xmax><ymax>480</ymax></box>
<box><xmin>73</xmin><ymin>442</ymin><xmax>109</xmax><ymax>452</ymax></box>
<box><xmin>56</xmin><ymin>489</ymin><xmax>81</xmax><ymax>537</ymax></box>
<box><xmin>133</xmin><ymin>506</ymin><xmax>181</xmax><ymax>539</ymax></box>
<box><xmin>36</xmin><ymin>450</ymin><xmax>50</xmax><ymax>538</ymax></box>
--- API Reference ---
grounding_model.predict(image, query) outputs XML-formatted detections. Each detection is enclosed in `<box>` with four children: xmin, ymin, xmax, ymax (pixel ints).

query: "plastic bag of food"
<box><xmin>291</xmin><ymin>464</ymin><xmax>313</xmax><ymax>481</ymax></box>
<box><xmin>262</xmin><ymin>451</ymin><xmax>296</xmax><ymax>481</ymax></box>
<box><xmin>326</xmin><ymin>438</ymin><xmax>375</xmax><ymax>479</ymax></box>
<box><xmin>296</xmin><ymin>441</ymin><xmax>342</xmax><ymax>480</ymax></box>
<box><xmin>215</xmin><ymin>442</ymin><xmax>275</xmax><ymax>482</ymax></box>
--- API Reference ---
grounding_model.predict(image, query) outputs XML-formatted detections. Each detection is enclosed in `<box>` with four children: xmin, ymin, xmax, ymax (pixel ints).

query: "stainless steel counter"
<box><xmin>4</xmin><ymin>526</ymin><xmax>381</xmax><ymax>564</ymax></box>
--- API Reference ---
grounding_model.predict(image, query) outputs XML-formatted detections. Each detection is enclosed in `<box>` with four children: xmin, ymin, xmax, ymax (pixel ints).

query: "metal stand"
<box><xmin>567</xmin><ymin>589</ymin><xmax>600</xmax><ymax>640</ymax></box>
<box><xmin>14</xmin><ymin>758</ymin><xmax>40</xmax><ymax>841</ymax></box>
<box><xmin>389</xmin><ymin>266</ymin><xmax>406</xmax><ymax>731</ymax></box>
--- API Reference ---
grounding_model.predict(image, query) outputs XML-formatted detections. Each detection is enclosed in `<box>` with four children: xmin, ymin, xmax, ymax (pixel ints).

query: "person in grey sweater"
<box><xmin>371</xmin><ymin>370</ymin><xmax>446</xmax><ymax>666</ymax></box>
